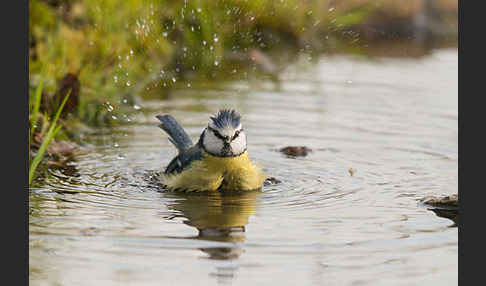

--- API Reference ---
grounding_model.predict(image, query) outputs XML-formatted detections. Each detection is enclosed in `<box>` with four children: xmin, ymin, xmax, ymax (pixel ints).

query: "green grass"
<box><xmin>29</xmin><ymin>79</ymin><xmax>43</xmax><ymax>146</ymax></box>
<box><xmin>29</xmin><ymin>85</ymin><xmax>71</xmax><ymax>186</ymax></box>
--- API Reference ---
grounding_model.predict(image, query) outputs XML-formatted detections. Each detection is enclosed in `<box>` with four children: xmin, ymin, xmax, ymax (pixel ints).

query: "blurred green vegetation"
<box><xmin>29</xmin><ymin>0</ymin><xmax>457</xmax><ymax>120</ymax></box>
<box><xmin>30</xmin><ymin>0</ymin><xmax>334</xmax><ymax>109</ymax></box>
<box><xmin>29</xmin><ymin>0</ymin><xmax>457</xmax><ymax>181</ymax></box>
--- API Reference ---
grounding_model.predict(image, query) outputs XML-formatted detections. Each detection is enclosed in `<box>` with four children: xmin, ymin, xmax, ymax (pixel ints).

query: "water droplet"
<box><xmin>162</xmin><ymin>32</ymin><xmax>168</xmax><ymax>37</ymax></box>
<box><xmin>113</xmin><ymin>76</ymin><xmax>118</xmax><ymax>83</ymax></box>
<box><xmin>214</xmin><ymin>34</ymin><xmax>219</xmax><ymax>42</ymax></box>
<box><xmin>172</xmin><ymin>77</ymin><xmax>177</xmax><ymax>83</ymax></box>
<box><xmin>133</xmin><ymin>104</ymin><xmax>141</xmax><ymax>110</ymax></box>
<box><xmin>126</xmin><ymin>81</ymin><xmax>131</xmax><ymax>86</ymax></box>
<box><xmin>105</xmin><ymin>102</ymin><xmax>114</xmax><ymax>112</ymax></box>
<box><xmin>214</xmin><ymin>60</ymin><xmax>219</xmax><ymax>66</ymax></box>
<box><xmin>122</xmin><ymin>98</ymin><xmax>128</xmax><ymax>104</ymax></box>
<box><xmin>130</xmin><ymin>50</ymin><xmax>134</xmax><ymax>55</ymax></box>
<box><xmin>187</xmin><ymin>83</ymin><xmax>191</xmax><ymax>87</ymax></box>
<box><xmin>114</xmin><ymin>143</ymin><xmax>119</xmax><ymax>148</ymax></box>
<box><xmin>197</xmin><ymin>8</ymin><xmax>202</xmax><ymax>12</ymax></box>
<box><xmin>232</xmin><ymin>69</ymin><xmax>237</xmax><ymax>73</ymax></box>
<box><xmin>202</xmin><ymin>40</ymin><xmax>207</xmax><ymax>46</ymax></box>
<box><xmin>250</xmin><ymin>16</ymin><xmax>255</xmax><ymax>21</ymax></box>
<box><xmin>111</xmin><ymin>115</ymin><xmax>117</xmax><ymax>120</ymax></box>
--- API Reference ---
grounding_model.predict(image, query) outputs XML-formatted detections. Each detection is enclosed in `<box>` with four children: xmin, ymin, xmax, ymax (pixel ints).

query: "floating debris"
<box><xmin>348</xmin><ymin>168</ymin><xmax>355</xmax><ymax>176</ymax></box>
<box><xmin>264</xmin><ymin>177</ymin><xmax>282</xmax><ymax>186</ymax></box>
<box><xmin>80</xmin><ymin>227</ymin><xmax>99</xmax><ymax>236</ymax></box>
<box><xmin>279</xmin><ymin>146</ymin><xmax>312</xmax><ymax>157</ymax></box>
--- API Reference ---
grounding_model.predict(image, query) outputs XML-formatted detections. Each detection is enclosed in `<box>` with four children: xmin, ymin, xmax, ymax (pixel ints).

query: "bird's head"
<box><xmin>201</xmin><ymin>109</ymin><xmax>247</xmax><ymax>157</ymax></box>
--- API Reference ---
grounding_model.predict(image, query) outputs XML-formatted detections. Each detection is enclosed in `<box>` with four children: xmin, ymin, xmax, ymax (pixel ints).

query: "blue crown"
<box><xmin>210</xmin><ymin>109</ymin><xmax>241</xmax><ymax>129</ymax></box>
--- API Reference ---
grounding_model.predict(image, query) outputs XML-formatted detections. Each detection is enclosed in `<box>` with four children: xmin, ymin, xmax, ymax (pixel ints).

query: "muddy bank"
<box><xmin>420</xmin><ymin>194</ymin><xmax>459</xmax><ymax>226</ymax></box>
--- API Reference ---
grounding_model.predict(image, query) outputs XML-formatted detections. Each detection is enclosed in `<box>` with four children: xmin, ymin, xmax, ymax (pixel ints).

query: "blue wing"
<box><xmin>156</xmin><ymin>115</ymin><xmax>193</xmax><ymax>152</ymax></box>
<box><xmin>165</xmin><ymin>144</ymin><xmax>204</xmax><ymax>174</ymax></box>
<box><xmin>157</xmin><ymin>114</ymin><xmax>205</xmax><ymax>174</ymax></box>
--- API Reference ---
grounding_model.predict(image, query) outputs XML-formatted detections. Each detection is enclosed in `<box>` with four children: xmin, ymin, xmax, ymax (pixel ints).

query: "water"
<box><xmin>29</xmin><ymin>49</ymin><xmax>458</xmax><ymax>286</ymax></box>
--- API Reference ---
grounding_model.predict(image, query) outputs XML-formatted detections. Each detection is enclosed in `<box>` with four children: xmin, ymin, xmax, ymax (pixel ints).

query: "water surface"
<box><xmin>29</xmin><ymin>49</ymin><xmax>458</xmax><ymax>286</ymax></box>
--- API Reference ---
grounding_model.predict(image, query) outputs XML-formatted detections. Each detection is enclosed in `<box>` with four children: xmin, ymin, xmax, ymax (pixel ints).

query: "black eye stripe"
<box><xmin>208</xmin><ymin>126</ymin><xmax>226</xmax><ymax>140</ymax></box>
<box><xmin>208</xmin><ymin>126</ymin><xmax>243</xmax><ymax>142</ymax></box>
<box><xmin>232</xmin><ymin>129</ymin><xmax>243</xmax><ymax>140</ymax></box>
<box><xmin>214</xmin><ymin>130</ymin><xmax>225</xmax><ymax>140</ymax></box>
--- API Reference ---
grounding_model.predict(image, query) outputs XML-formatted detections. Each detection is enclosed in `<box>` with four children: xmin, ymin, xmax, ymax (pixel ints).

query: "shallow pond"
<box><xmin>29</xmin><ymin>49</ymin><xmax>458</xmax><ymax>286</ymax></box>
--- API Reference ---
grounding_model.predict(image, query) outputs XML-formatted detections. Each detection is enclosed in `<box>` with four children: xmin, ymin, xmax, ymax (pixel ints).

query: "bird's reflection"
<box><xmin>165</xmin><ymin>190</ymin><xmax>258</xmax><ymax>284</ymax></box>
<box><xmin>166</xmin><ymin>190</ymin><xmax>258</xmax><ymax>260</ymax></box>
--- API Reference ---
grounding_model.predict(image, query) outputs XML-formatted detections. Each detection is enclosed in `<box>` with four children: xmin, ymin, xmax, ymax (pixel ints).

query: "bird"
<box><xmin>156</xmin><ymin>109</ymin><xmax>265</xmax><ymax>192</ymax></box>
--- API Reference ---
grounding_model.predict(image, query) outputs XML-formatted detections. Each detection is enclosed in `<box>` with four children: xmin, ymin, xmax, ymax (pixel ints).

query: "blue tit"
<box><xmin>156</xmin><ymin>109</ymin><xmax>265</xmax><ymax>192</ymax></box>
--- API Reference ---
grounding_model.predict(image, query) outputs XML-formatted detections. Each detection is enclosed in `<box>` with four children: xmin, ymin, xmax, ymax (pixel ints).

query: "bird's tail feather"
<box><xmin>156</xmin><ymin>115</ymin><xmax>193</xmax><ymax>152</ymax></box>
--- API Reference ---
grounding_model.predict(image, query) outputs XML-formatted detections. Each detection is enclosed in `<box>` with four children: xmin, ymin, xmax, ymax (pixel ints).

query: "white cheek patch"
<box><xmin>230</xmin><ymin>132</ymin><xmax>247</xmax><ymax>155</ymax></box>
<box><xmin>203</xmin><ymin>130</ymin><xmax>224</xmax><ymax>155</ymax></box>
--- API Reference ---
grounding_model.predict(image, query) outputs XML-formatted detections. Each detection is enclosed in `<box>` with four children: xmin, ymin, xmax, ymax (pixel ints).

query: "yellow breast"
<box><xmin>161</xmin><ymin>151</ymin><xmax>265</xmax><ymax>192</ymax></box>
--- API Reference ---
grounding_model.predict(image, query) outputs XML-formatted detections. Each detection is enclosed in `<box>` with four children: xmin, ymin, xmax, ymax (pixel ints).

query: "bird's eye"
<box><xmin>232</xmin><ymin>130</ymin><xmax>242</xmax><ymax>140</ymax></box>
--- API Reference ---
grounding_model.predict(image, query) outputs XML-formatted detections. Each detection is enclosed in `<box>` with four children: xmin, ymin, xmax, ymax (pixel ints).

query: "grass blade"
<box><xmin>29</xmin><ymin>90</ymin><xmax>71</xmax><ymax>185</ymax></box>
<box><xmin>30</xmin><ymin>80</ymin><xmax>44</xmax><ymax>138</ymax></box>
